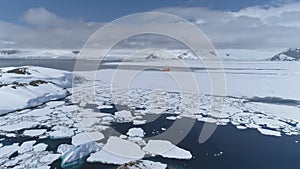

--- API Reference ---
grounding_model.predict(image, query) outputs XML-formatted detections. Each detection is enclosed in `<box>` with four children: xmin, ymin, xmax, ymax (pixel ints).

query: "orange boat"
<box><xmin>162</xmin><ymin>66</ymin><xmax>170</xmax><ymax>72</ymax></box>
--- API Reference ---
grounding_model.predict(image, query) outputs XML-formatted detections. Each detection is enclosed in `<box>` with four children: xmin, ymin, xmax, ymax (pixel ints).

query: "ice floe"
<box><xmin>142</xmin><ymin>140</ymin><xmax>192</xmax><ymax>160</ymax></box>
<box><xmin>87</xmin><ymin>137</ymin><xmax>145</xmax><ymax>164</ymax></box>
<box><xmin>257</xmin><ymin>128</ymin><xmax>282</xmax><ymax>137</ymax></box>
<box><xmin>18</xmin><ymin>140</ymin><xmax>36</xmax><ymax>154</ymax></box>
<box><xmin>0</xmin><ymin>121</ymin><xmax>38</xmax><ymax>132</ymax></box>
<box><xmin>0</xmin><ymin>145</ymin><xmax>19</xmax><ymax>158</ymax></box>
<box><xmin>48</xmin><ymin>126</ymin><xmax>74</xmax><ymax>139</ymax></box>
<box><xmin>23</xmin><ymin>129</ymin><xmax>47</xmax><ymax>137</ymax></box>
<box><xmin>71</xmin><ymin>132</ymin><xmax>104</xmax><ymax>146</ymax></box>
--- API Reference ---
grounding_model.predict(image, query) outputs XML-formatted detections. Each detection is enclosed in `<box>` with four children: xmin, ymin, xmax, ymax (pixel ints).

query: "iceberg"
<box><xmin>61</xmin><ymin>142</ymin><xmax>102</xmax><ymax>168</ymax></box>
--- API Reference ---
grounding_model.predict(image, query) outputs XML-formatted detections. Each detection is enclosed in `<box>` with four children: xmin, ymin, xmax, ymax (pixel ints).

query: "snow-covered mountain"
<box><xmin>145</xmin><ymin>49</ymin><xmax>217</xmax><ymax>61</ymax></box>
<box><xmin>269</xmin><ymin>48</ymin><xmax>300</xmax><ymax>61</ymax></box>
<box><xmin>0</xmin><ymin>49</ymin><xmax>79</xmax><ymax>59</ymax></box>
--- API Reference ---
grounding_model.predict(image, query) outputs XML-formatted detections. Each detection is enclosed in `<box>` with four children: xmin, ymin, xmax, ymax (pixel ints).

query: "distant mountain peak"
<box><xmin>269</xmin><ymin>48</ymin><xmax>300</xmax><ymax>61</ymax></box>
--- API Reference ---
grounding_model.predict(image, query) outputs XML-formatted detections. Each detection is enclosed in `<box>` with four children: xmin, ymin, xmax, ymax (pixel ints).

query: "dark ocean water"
<box><xmin>1</xmin><ymin>59</ymin><xmax>300</xmax><ymax>169</ymax></box>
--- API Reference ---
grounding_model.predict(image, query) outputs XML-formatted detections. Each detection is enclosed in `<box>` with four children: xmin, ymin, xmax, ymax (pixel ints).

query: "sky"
<box><xmin>0</xmin><ymin>0</ymin><xmax>300</xmax><ymax>50</ymax></box>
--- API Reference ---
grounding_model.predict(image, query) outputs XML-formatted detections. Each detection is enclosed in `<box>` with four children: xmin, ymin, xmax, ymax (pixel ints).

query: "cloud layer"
<box><xmin>0</xmin><ymin>4</ymin><xmax>299</xmax><ymax>50</ymax></box>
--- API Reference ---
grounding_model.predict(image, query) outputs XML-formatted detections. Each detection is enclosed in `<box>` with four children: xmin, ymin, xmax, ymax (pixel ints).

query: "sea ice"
<box><xmin>71</xmin><ymin>132</ymin><xmax>104</xmax><ymax>146</ymax></box>
<box><xmin>0</xmin><ymin>121</ymin><xmax>38</xmax><ymax>132</ymax></box>
<box><xmin>18</xmin><ymin>140</ymin><xmax>36</xmax><ymax>154</ymax></box>
<box><xmin>126</xmin><ymin>128</ymin><xmax>145</xmax><ymax>138</ymax></box>
<box><xmin>142</xmin><ymin>140</ymin><xmax>192</xmax><ymax>160</ymax></box>
<box><xmin>23</xmin><ymin>129</ymin><xmax>47</xmax><ymax>137</ymax></box>
<box><xmin>87</xmin><ymin>137</ymin><xmax>145</xmax><ymax>164</ymax></box>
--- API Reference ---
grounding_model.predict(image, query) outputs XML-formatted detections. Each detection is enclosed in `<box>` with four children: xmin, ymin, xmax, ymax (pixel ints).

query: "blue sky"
<box><xmin>0</xmin><ymin>0</ymin><xmax>295</xmax><ymax>23</ymax></box>
<box><xmin>0</xmin><ymin>0</ymin><xmax>300</xmax><ymax>49</ymax></box>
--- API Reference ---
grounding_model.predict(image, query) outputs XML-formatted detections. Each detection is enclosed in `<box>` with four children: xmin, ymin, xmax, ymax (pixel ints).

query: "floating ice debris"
<box><xmin>133</xmin><ymin>120</ymin><xmax>147</xmax><ymax>125</ymax></box>
<box><xmin>23</xmin><ymin>129</ymin><xmax>47</xmax><ymax>137</ymax></box>
<box><xmin>6</xmin><ymin>133</ymin><xmax>16</xmax><ymax>137</ymax></box>
<box><xmin>236</xmin><ymin>125</ymin><xmax>247</xmax><ymax>130</ymax></box>
<box><xmin>126</xmin><ymin>128</ymin><xmax>145</xmax><ymax>138</ymax></box>
<box><xmin>143</xmin><ymin>140</ymin><xmax>192</xmax><ymax>160</ymax></box>
<box><xmin>257</xmin><ymin>128</ymin><xmax>281</xmax><ymax>137</ymax></box>
<box><xmin>87</xmin><ymin>136</ymin><xmax>145</xmax><ymax>165</ymax></box>
<box><xmin>166</xmin><ymin>116</ymin><xmax>177</xmax><ymax>120</ymax></box>
<box><xmin>71</xmin><ymin>132</ymin><xmax>104</xmax><ymax>146</ymax></box>
<box><xmin>97</xmin><ymin>105</ymin><xmax>113</xmax><ymax>109</ymax></box>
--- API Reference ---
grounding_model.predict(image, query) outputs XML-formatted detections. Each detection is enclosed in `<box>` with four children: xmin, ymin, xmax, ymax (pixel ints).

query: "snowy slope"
<box><xmin>0</xmin><ymin>66</ymin><xmax>73</xmax><ymax>115</ymax></box>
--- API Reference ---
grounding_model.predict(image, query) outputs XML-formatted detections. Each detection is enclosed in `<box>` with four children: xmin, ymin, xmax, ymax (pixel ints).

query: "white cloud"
<box><xmin>154</xmin><ymin>3</ymin><xmax>300</xmax><ymax>49</ymax></box>
<box><xmin>22</xmin><ymin>7</ymin><xmax>61</xmax><ymax>26</ymax></box>
<box><xmin>0</xmin><ymin>8</ymin><xmax>104</xmax><ymax>49</ymax></box>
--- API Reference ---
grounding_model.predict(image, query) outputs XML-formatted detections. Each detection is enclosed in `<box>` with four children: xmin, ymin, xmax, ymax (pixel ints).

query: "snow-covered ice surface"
<box><xmin>118</xmin><ymin>160</ymin><xmax>167</xmax><ymax>169</ymax></box>
<box><xmin>142</xmin><ymin>140</ymin><xmax>192</xmax><ymax>160</ymax></box>
<box><xmin>87</xmin><ymin>136</ymin><xmax>145</xmax><ymax>165</ymax></box>
<box><xmin>0</xmin><ymin>66</ymin><xmax>73</xmax><ymax>115</ymax></box>
<box><xmin>1</xmin><ymin>60</ymin><xmax>300</xmax><ymax>168</ymax></box>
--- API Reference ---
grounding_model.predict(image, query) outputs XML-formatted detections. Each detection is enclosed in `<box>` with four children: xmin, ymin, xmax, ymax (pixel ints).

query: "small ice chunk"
<box><xmin>236</xmin><ymin>126</ymin><xmax>247</xmax><ymax>130</ymax></box>
<box><xmin>143</xmin><ymin>140</ymin><xmax>192</xmax><ymax>160</ymax></box>
<box><xmin>71</xmin><ymin>132</ymin><xmax>104</xmax><ymax>146</ymax></box>
<box><xmin>126</xmin><ymin>128</ymin><xmax>145</xmax><ymax>138</ymax></box>
<box><xmin>133</xmin><ymin>120</ymin><xmax>147</xmax><ymax>125</ymax></box>
<box><xmin>257</xmin><ymin>128</ymin><xmax>281</xmax><ymax>137</ymax></box>
<box><xmin>87</xmin><ymin>136</ymin><xmax>145</xmax><ymax>164</ymax></box>
<box><xmin>166</xmin><ymin>116</ymin><xmax>177</xmax><ymax>121</ymax></box>
<box><xmin>97</xmin><ymin>105</ymin><xmax>113</xmax><ymax>109</ymax></box>
<box><xmin>18</xmin><ymin>140</ymin><xmax>36</xmax><ymax>154</ymax></box>
<box><xmin>6</xmin><ymin>133</ymin><xmax>16</xmax><ymax>137</ymax></box>
<box><xmin>23</xmin><ymin>129</ymin><xmax>47</xmax><ymax>137</ymax></box>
